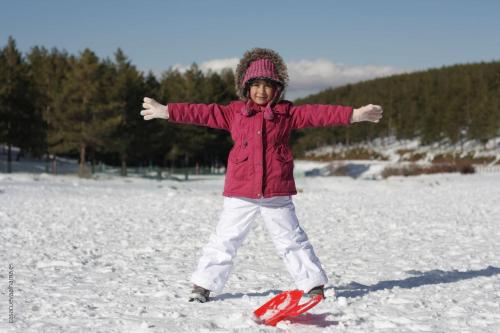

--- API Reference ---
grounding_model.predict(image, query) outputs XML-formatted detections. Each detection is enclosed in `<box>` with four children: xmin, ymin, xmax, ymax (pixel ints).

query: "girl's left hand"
<box><xmin>351</xmin><ymin>104</ymin><xmax>383</xmax><ymax>123</ymax></box>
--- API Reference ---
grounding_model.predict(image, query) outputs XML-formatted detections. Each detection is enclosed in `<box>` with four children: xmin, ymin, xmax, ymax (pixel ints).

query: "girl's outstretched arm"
<box><xmin>290</xmin><ymin>103</ymin><xmax>383</xmax><ymax>129</ymax></box>
<box><xmin>140</xmin><ymin>97</ymin><xmax>233</xmax><ymax>131</ymax></box>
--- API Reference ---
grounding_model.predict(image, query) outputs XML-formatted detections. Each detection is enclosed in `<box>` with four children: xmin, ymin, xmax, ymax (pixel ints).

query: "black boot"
<box><xmin>307</xmin><ymin>285</ymin><xmax>325</xmax><ymax>298</ymax></box>
<box><xmin>189</xmin><ymin>284</ymin><xmax>210</xmax><ymax>303</ymax></box>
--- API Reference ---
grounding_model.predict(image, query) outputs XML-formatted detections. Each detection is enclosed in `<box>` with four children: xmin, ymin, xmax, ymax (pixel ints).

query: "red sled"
<box><xmin>253</xmin><ymin>290</ymin><xmax>323</xmax><ymax>326</ymax></box>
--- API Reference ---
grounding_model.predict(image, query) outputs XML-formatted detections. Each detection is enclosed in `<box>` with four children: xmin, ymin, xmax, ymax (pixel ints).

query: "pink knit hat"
<box><xmin>242</xmin><ymin>59</ymin><xmax>281</xmax><ymax>88</ymax></box>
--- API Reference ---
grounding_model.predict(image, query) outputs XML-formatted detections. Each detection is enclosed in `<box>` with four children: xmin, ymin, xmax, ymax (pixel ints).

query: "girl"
<box><xmin>140</xmin><ymin>48</ymin><xmax>383</xmax><ymax>303</ymax></box>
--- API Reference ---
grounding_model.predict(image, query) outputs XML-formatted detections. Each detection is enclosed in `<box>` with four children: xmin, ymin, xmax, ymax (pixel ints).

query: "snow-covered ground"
<box><xmin>1</xmin><ymin>165</ymin><xmax>500</xmax><ymax>332</ymax></box>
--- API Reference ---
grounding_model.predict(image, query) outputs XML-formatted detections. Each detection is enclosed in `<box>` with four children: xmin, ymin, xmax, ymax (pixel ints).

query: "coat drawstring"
<box><xmin>241</xmin><ymin>88</ymin><xmax>281</xmax><ymax>120</ymax></box>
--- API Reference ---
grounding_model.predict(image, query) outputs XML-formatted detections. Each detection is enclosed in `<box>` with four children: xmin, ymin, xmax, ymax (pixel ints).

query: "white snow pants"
<box><xmin>191</xmin><ymin>195</ymin><xmax>328</xmax><ymax>293</ymax></box>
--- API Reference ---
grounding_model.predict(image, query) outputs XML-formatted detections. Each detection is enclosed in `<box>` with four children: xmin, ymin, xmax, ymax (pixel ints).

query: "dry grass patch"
<box><xmin>307</xmin><ymin>148</ymin><xmax>388</xmax><ymax>161</ymax></box>
<box><xmin>432</xmin><ymin>153</ymin><xmax>495</xmax><ymax>165</ymax></box>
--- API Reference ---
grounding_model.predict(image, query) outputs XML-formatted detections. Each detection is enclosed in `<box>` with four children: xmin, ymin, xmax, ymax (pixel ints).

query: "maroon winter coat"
<box><xmin>167</xmin><ymin>100</ymin><xmax>353</xmax><ymax>199</ymax></box>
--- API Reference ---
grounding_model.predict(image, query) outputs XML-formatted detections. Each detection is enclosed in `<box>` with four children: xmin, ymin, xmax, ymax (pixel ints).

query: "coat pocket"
<box><xmin>228</xmin><ymin>148</ymin><xmax>249</xmax><ymax>181</ymax></box>
<box><xmin>275</xmin><ymin>145</ymin><xmax>294</xmax><ymax>179</ymax></box>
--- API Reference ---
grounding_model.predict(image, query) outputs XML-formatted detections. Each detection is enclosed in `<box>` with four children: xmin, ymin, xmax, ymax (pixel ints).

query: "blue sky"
<box><xmin>1</xmin><ymin>0</ymin><xmax>499</xmax><ymax>99</ymax></box>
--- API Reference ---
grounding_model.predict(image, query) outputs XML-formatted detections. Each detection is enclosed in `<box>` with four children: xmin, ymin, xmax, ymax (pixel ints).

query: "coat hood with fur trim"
<box><xmin>235</xmin><ymin>48</ymin><xmax>289</xmax><ymax>102</ymax></box>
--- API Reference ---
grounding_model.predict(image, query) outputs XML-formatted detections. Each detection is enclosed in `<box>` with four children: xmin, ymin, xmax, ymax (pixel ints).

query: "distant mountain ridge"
<box><xmin>291</xmin><ymin>60</ymin><xmax>500</xmax><ymax>157</ymax></box>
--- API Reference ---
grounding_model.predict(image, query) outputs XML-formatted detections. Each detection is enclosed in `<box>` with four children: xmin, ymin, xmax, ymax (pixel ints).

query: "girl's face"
<box><xmin>249</xmin><ymin>80</ymin><xmax>276</xmax><ymax>105</ymax></box>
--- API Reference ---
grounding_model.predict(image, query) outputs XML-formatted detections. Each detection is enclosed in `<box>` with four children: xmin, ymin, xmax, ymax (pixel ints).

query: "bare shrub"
<box><xmin>382</xmin><ymin>163</ymin><xmax>475</xmax><ymax>178</ymax></box>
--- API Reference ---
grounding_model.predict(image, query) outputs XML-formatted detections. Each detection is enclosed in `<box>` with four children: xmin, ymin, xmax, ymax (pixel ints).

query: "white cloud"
<box><xmin>172</xmin><ymin>58</ymin><xmax>239</xmax><ymax>73</ymax></box>
<box><xmin>169</xmin><ymin>57</ymin><xmax>408</xmax><ymax>99</ymax></box>
<box><xmin>286</xmin><ymin>59</ymin><xmax>406</xmax><ymax>99</ymax></box>
<box><xmin>199</xmin><ymin>58</ymin><xmax>240</xmax><ymax>73</ymax></box>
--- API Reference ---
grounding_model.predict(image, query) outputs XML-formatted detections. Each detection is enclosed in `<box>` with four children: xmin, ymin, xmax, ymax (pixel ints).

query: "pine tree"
<box><xmin>105</xmin><ymin>48</ymin><xmax>147</xmax><ymax>176</ymax></box>
<box><xmin>0</xmin><ymin>37</ymin><xmax>41</xmax><ymax>172</ymax></box>
<box><xmin>51</xmin><ymin>49</ymin><xmax>120</xmax><ymax>177</ymax></box>
<box><xmin>26</xmin><ymin>46</ymin><xmax>71</xmax><ymax>160</ymax></box>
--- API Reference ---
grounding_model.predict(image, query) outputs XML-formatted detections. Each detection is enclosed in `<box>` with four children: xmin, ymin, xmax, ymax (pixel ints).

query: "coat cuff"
<box><xmin>342</xmin><ymin>106</ymin><xmax>354</xmax><ymax>125</ymax></box>
<box><xmin>167</xmin><ymin>103</ymin><xmax>181</xmax><ymax>123</ymax></box>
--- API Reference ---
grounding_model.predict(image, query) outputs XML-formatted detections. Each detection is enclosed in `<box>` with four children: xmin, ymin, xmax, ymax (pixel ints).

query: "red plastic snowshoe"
<box><xmin>253</xmin><ymin>290</ymin><xmax>323</xmax><ymax>326</ymax></box>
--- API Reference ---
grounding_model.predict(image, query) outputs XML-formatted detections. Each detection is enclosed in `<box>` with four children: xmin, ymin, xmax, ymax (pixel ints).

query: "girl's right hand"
<box><xmin>140</xmin><ymin>97</ymin><xmax>169</xmax><ymax>120</ymax></box>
